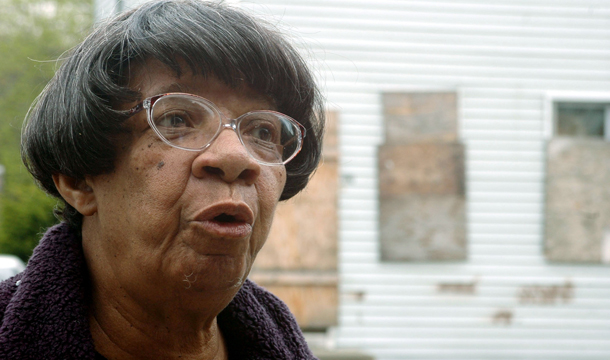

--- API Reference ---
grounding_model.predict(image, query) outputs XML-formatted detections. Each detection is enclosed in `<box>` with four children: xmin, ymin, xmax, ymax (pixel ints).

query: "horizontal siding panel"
<box><xmin>334</xmin><ymin>349</ymin><xmax>609</xmax><ymax>360</ymax></box>
<box><xmin>339</xmin><ymin>266</ymin><xmax>610</xmax><ymax>281</ymax></box>
<box><xmin>321</xmin><ymin>72</ymin><xmax>610</xmax><ymax>91</ymax></box>
<box><xmin>468</xmin><ymin>182</ymin><xmax>543</xmax><ymax>193</ymax></box>
<box><xmin>323</xmin><ymin>80</ymin><xmax>610</xmax><ymax>94</ymax></box>
<box><xmin>322</xmin><ymin>50</ymin><xmax>610</xmax><ymax>72</ymax></box>
<box><xmin>254</xmin><ymin>0</ymin><xmax>610</xmax><ymax>17</ymax></box>
<box><xmin>258</xmin><ymin>3</ymin><xmax>610</xmax><ymax>28</ymax></box>
<box><xmin>469</xmin><ymin>160</ymin><xmax>542</xmax><ymax>172</ymax></box>
<box><xmin>320</xmin><ymin>60</ymin><xmax>610</xmax><ymax>81</ymax></box>
<box><xmin>287</xmin><ymin>27</ymin><xmax>610</xmax><ymax>53</ymax></box>
<box><xmin>467</xmin><ymin>150</ymin><xmax>543</xmax><ymax>162</ymax></box>
<box><xmin>342</xmin><ymin>309</ymin><xmax>610</xmax><ymax>319</ymax></box>
<box><xmin>340</xmin><ymin>305</ymin><xmax>610</xmax><ymax>317</ymax></box>
<box><xmin>340</xmin><ymin>253</ymin><xmax>548</xmax><ymax>266</ymax></box>
<box><xmin>340</xmin><ymin>156</ymin><xmax>377</xmax><ymax>169</ymax></box>
<box><xmin>468</xmin><ymin>223</ymin><xmax>541</xmax><ymax>233</ymax></box>
<box><xmin>469</xmin><ymin>247</ymin><xmax>542</xmax><ymax>257</ymax></box>
<box><xmin>341</xmin><ymin>125</ymin><xmax>383</xmax><ymax>137</ymax></box>
<box><xmin>469</xmin><ymin>235</ymin><xmax>540</xmax><ymax>246</ymax></box>
<box><xmin>314</xmin><ymin>39</ymin><xmax>610</xmax><ymax>62</ymax></box>
<box><xmin>339</xmin><ymin>146</ymin><xmax>378</xmax><ymax>158</ymax></box>
<box><xmin>468</xmin><ymin>169</ymin><xmax>543</xmax><ymax>179</ymax></box>
<box><xmin>467</xmin><ymin>171</ymin><xmax>543</xmax><ymax>182</ymax></box>
<box><xmin>469</xmin><ymin>202</ymin><xmax>541</xmax><ymax>213</ymax></box>
<box><xmin>339</xmin><ymin>137</ymin><xmax>383</xmax><ymax>147</ymax></box>
<box><xmin>336</xmin><ymin>296</ymin><xmax>610</xmax><ymax>309</ymax></box>
<box><xmin>462</xmin><ymin>120</ymin><xmax>542</xmax><ymax>131</ymax></box>
<box><xmin>461</xmin><ymin>130</ymin><xmax>542</xmax><ymax>140</ymax></box>
<box><xmin>337</xmin><ymin>285</ymin><xmax>610</xmax><ymax>298</ymax></box>
<box><xmin>462</xmin><ymin>98</ymin><xmax>544</xmax><ymax>109</ymax></box>
<box><xmin>339</xmin><ymin>274</ymin><xmax>610</xmax><ymax>287</ymax></box>
<box><xmin>340</xmin><ymin>188</ymin><xmax>377</xmax><ymax>199</ymax></box>
<box><xmin>337</xmin><ymin>321</ymin><xmax>610</xmax><ymax>331</ymax></box>
<box><xmin>341</xmin><ymin>220</ymin><xmax>377</xmax><ymax>232</ymax></box>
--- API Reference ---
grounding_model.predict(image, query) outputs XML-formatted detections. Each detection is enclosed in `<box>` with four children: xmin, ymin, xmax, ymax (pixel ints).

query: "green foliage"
<box><xmin>0</xmin><ymin>0</ymin><xmax>92</xmax><ymax>261</ymax></box>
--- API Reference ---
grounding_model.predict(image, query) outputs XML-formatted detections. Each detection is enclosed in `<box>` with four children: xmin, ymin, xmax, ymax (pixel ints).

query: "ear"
<box><xmin>52</xmin><ymin>174</ymin><xmax>97</xmax><ymax>216</ymax></box>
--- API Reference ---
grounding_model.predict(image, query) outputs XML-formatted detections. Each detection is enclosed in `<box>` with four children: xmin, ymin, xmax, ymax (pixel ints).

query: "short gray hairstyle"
<box><xmin>22</xmin><ymin>0</ymin><xmax>325</xmax><ymax>229</ymax></box>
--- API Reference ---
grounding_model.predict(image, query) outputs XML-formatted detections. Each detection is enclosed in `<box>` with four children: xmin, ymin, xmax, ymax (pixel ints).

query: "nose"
<box><xmin>191</xmin><ymin>127</ymin><xmax>261</xmax><ymax>184</ymax></box>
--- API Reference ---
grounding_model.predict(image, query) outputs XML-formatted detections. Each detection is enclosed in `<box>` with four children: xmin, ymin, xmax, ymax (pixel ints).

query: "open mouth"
<box><xmin>192</xmin><ymin>203</ymin><xmax>253</xmax><ymax>239</ymax></box>
<box><xmin>214</xmin><ymin>213</ymin><xmax>239</xmax><ymax>223</ymax></box>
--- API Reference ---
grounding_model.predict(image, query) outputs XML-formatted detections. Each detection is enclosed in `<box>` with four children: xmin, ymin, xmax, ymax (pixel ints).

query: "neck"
<box><xmin>89</xmin><ymin>289</ymin><xmax>228</xmax><ymax>360</ymax></box>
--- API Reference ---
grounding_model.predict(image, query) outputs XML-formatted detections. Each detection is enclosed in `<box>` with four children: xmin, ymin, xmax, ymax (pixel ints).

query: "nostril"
<box><xmin>238</xmin><ymin>168</ymin><xmax>259</xmax><ymax>183</ymax></box>
<box><xmin>204</xmin><ymin>166</ymin><xmax>224</xmax><ymax>177</ymax></box>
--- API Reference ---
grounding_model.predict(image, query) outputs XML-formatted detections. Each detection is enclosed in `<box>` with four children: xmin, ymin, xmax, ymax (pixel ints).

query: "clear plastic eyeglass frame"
<box><xmin>122</xmin><ymin>92</ymin><xmax>306</xmax><ymax>166</ymax></box>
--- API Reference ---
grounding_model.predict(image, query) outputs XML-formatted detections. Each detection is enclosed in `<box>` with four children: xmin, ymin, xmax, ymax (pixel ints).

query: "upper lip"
<box><xmin>194</xmin><ymin>202</ymin><xmax>254</xmax><ymax>225</ymax></box>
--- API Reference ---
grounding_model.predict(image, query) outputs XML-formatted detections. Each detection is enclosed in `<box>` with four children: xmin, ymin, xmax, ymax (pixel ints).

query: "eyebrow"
<box><xmin>150</xmin><ymin>82</ymin><xmax>189</xmax><ymax>95</ymax></box>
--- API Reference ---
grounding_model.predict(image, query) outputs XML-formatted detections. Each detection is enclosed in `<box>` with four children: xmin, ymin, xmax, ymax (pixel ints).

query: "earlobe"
<box><xmin>52</xmin><ymin>174</ymin><xmax>97</xmax><ymax>216</ymax></box>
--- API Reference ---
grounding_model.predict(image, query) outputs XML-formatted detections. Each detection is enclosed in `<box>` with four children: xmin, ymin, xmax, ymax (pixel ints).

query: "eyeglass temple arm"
<box><xmin>118</xmin><ymin>103</ymin><xmax>145</xmax><ymax>117</ymax></box>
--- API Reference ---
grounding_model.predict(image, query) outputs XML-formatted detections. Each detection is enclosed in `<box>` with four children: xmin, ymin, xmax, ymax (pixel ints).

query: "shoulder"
<box><xmin>0</xmin><ymin>273</ymin><xmax>23</xmax><ymax>322</ymax></box>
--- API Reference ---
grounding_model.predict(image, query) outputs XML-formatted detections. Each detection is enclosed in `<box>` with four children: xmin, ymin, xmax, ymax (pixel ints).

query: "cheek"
<box><xmin>133</xmin><ymin>145</ymin><xmax>189</xmax><ymax>197</ymax></box>
<box><xmin>253</xmin><ymin>168</ymin><xmax>286</xmax><ymax>243</ymax></box>
<box><xmin>114</xmin><ymin>145</ymin><xmax>191</xmax><ymax>231</ymax></box>
<box><xmin>260</xmin><ymin>167</ymin><xmax>286</xmax><ymax>209</ymax></box>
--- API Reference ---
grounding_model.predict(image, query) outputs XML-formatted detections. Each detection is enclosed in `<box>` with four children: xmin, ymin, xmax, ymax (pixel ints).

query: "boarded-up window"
<box><xmin>545</xmin><ymin>102</ymin><xmax>610</xmax><ymax>263</ymax></box>
<box><xmin>250</xmin><ymin>111</ymin><xmax>339</xmax><ymax>329</ymax></box>
<box><xmin>379</xmin><ymin>92</ymin><xmax>466</xmax><ymax>261</ymax></box>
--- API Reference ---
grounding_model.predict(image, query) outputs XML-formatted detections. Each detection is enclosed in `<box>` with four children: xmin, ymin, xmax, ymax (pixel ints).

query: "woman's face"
<box><xmin>82</xmin><ymin>60</ymin><xmax>286</xmax><ymax>309</ymax></box>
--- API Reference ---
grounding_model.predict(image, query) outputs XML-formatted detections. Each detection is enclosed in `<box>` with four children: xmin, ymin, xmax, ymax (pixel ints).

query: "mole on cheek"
<box><xmin>157</xmin><ymin>161</ymin><xmax>165</xmax><ymax>170</ymax></box>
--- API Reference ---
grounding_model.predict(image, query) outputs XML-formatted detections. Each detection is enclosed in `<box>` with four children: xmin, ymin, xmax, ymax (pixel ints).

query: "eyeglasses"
<box><xmin>124</xmin><ymin>92</ymin><xmax>306</xmax><ymax>165</ymax></box>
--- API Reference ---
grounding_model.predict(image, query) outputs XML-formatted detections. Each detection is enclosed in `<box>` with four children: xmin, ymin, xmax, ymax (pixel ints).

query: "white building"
<box><xmin>96</xmin><ymin>1</ymin><xmax>610</xmax><ymax>359</ymax></box>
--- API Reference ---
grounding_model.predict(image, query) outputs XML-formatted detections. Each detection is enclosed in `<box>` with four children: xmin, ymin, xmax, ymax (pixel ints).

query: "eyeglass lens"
<box><xmin>150</xmin><ymin>94</ymin><xmax>301</xmax><ymax>164</ymax></box>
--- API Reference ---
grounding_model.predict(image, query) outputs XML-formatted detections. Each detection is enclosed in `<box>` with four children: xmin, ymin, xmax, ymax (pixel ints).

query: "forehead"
<box><xmin>127</xmin><ymin>58</ymin><xmax>276</xmax><ymax>112</ymax></box>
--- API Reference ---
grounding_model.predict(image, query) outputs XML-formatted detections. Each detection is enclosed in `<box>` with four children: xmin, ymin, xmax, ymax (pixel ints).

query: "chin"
<box><xmin>179</xmin><ymin>255</ymin><xmax>250</xmax><ymax>293</ymax></box>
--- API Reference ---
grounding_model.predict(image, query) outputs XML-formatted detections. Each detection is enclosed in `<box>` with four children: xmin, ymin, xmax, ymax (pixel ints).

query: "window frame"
<box><xmin>543</xmin><ymin>91</ymin><xmax>610</xmax><ymax>140</ymax></box>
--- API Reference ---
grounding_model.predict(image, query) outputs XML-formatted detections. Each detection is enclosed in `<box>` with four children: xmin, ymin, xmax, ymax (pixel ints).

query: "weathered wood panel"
<box><xmin>378</xmin><ymin>143</ymin><xmax>464</xmax><ymax>196</ymax></box>
<box><xmin>379</xmin><ymin>92</ymin><xmax>466</xmax><ymax>261</ymax></box>
<box><xmin>383</xmin><ymin>92</ymin><xmax>458</xmax><ymax>144</ymax></box>
<box><xmin>545</xmin><ymin>138</ymin><xmax>610</xmax><ymax>263</ymax></box>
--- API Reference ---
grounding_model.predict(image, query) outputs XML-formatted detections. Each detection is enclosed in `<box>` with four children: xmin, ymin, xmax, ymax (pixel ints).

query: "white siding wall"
<box><xmin>96</xmin><ymin>1</ymin><xmax>610</xmax><ymax>359</ymax></box>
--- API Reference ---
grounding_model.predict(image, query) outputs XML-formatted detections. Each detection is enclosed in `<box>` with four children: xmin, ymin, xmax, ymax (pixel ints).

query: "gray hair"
<box><xmin>21</xmin><ymin>0</ymin><xmax>325</xmax><ymax>229</ymax></box>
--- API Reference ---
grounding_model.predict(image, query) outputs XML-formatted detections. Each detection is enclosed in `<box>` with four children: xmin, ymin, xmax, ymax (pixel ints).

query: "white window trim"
<box><xmin>605</xmin><ymin>105</ymin><xmax>610</xmax><ymax>142</ymax></box>
<box><xmin>543</xmin><ymin>91</ymin><xmax>610</xmax><ymax>140</ymax></box>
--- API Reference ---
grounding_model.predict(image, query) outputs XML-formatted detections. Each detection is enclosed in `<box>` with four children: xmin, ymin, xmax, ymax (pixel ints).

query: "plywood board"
<box><xmin>383</xmin><ymin>92</ymin><xmax>458</xmax><ymax>144</ymax></box>
<box><xmin>545</xmin><ymin>138</ymin><xmax>610</xmax><ymax>263</ymax></box>
<box><xmin>378</xmin><ymin>143</ymin><xmax>464</xmax><ymax>197</ymax></box>
<box><xmin>380</xmin><ymin>194</ymin><xmax>467</xmax><ymax>261</ymax></box>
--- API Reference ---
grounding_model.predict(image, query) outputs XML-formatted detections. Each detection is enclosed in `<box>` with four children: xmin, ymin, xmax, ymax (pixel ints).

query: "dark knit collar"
<box><xmin>0</xmin><ymin>223</ymin><xmax>316</xmax><ymax>360</ymax></box>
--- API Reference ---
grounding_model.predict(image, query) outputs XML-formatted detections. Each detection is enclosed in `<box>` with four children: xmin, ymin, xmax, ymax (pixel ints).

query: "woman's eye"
<box><xmin>244</xmin><ymin>120</ymin><xmax>280</xmax><ymax>143</ymax></box>
<box><xmin>156</xmin><ymin>112</ymin><xmax>192</xmax><ymax>128</ymax></box>
<box><xmin>252</xmin><ymin>126</ymin><xmax>273</xmax><ymax>141</ymax></box>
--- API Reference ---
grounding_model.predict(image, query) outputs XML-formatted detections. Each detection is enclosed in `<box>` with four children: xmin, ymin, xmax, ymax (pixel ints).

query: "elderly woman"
<box><xmin>0</xmin><ymin>0</ymin><xmax>324</xmax><ymax>359</ymax></box>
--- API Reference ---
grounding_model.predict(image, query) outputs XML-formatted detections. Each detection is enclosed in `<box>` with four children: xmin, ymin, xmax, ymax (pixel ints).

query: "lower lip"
<box><xmin>193</xmin><ymin>220</ymin><xmax>252</xmax><ymax>239</ymax></box>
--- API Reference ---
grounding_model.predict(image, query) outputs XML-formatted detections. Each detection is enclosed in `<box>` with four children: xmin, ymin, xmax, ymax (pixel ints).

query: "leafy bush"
<box><xmin>0</xmin><ymin>0</ymin><xmax>92</xmax><ymax>261</ymax></box>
